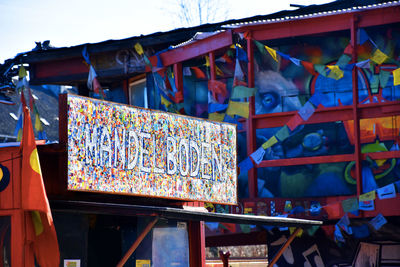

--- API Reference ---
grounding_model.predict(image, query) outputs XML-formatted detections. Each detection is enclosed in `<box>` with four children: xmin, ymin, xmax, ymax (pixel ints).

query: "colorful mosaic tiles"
<box><xmin>67</xmin><ymin>95</ymin><xmax>237</xmax><ymax>204</ymax></box>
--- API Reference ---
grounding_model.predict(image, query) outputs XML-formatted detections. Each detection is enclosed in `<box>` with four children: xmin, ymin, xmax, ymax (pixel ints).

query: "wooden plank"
<box><xmin>258</xmin><ymin>154</ymin><xmax>355</xmax><ymax>168</ymax></box>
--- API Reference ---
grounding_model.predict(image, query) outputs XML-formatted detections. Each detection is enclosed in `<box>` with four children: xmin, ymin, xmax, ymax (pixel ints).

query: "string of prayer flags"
<box><xmin>262</xmin><ymin>136</ymin><xmax>278</xmax><ymax>149</ymax></box>
<box><xmin>208</xmin><ymin>80</ymin><xmax>228</xmax><ymax>103</ymax></box>
<box><xmin>226</xmin><ymin>100</ymin><xmax>249</xmax><ymax>118</ymax></box>
<box><xmin>231</xmin><ymin>85</ymin><xmax>257</xmax><ymax>99</ymax></box>
<box><xmin>369</xmin><ymin>213</ymin><xmax>387</xmax><ymax>230</ymax></box>
<box><xmin>236</xmin><ymin>45</ymin><xmax>248</xmax><ymax>62</ymax></box>
<box><xmin>393</xmin><ymin>67</ymin><xmax>400</xmax><ymax>86</ymax></box>
<box><xmin>286</xmin><ymin>113</ymin><xmax>303</xmax><ymax>131</ymax></box>
<box><xmin>264</xmin><ymin>45</ymin><xmax>278</xmax><ymax>62</ymax></box>
<box><xmin>359</xmin><ymin>200</ymin><xmax>375</xmax><ymax>211</ymax></box>
<box><xmin>341</xmin><ymin>197</ymin><xmax>358</xmax><ymax>213</ymax></box>
<box><xmin>377</xmin><ymin>183</ymin><xmax>396</xmax><ymax>199</ymax></box>
<box><xmin>327</xmin><ymin>65</ymin><xmax>344</xmax><ymax>80</ymax></box>
<box><xmin>298</xmin><ymin>101</ymin><xmax>315</xmax><ymax>121</ymax></box>
<box><xmin>238</xmin><ymin>157</ymin><xmax>254</xmax><ymax>173</ymax></box>
<box><xmin>208</xmin><ymin>103</ymin><xmax>228</xmax><ymax>113</ymax></box>
<box><xmin>208</xmin><ymin>112</ymin><xmax>225</xmax><ymax>122</ymax></box>
<box><xmin>134</xmin><ymin>42</ymin><xmax>144</xmax><ymax>55</ymax></box>
<box><xmin>359</xmin><ymin>190</ymin><xmax>376</xmax><ymax>201</ymax></box>
<box><xmin>371</xmin><ymin>48</ymin><xmax>388</xmax><ymax>65</ymax></box>
<box><xmin>275</xmin><ymin>125</ymin><xmax>290</xmax><ymax>142</ymax></box>
<box><xmin>249</xmin><ymin>147</ymin><xmax>265</xmax><ymax>164</ymax></box>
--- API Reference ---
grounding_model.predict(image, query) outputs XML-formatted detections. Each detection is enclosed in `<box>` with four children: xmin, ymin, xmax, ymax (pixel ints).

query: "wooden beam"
<box><xmin>148</xmin><ymin>30</ymin><xmax>233</xmax><ymax>69</ymax></box>
<box><xmin>234</xmin><ymin>6</ymin><xmax>400</xmax><ymax>41</ymax></box>
<box><xmin>116</xmin><ymin>217</ymin><xmax>158</xmax><ymax>267</ymax></box>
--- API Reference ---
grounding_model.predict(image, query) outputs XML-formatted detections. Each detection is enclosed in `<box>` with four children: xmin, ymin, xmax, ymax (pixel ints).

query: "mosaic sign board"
<box><xmin>67</xmin><ymin>95</ymin><xmax>237</xmax><ymax>204</ymax></box>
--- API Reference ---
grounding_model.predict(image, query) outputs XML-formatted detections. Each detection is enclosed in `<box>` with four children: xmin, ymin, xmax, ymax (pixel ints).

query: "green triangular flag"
<box><xmin>314</xmin><ymin>64</ymin><xmax>327</xmax><ymax>77</ymax></box>
<box><xmin>379</xmin><ymin>70</ymin><xmax>390</xmax><ymax>89</ymax></box>
<box><xmin>231</xmin><ymin>86</ymin><xmax>257</xmax><ymax>99</ymax></box>
<box><xmin>275</xmin><ymin>125</ymin><xmax>290</xmax><ymax>142</ymax></box>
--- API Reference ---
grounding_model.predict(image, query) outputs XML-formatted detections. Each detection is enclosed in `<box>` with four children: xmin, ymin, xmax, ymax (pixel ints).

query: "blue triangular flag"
<box><xmin>277</xmin><ymin>51</ymin><xmax>290</xmax><ymax>60</ymax></box>
<box><xmin>358</xmin><ymin>29</ymin><xmax>369</xmax><ymax>45</ymax></box>
<box><xmin>82</xmin><ymin>45</ymin><xmax>91</xmax><ymax>65</ymax></box>
<box><xmin>208</xmin><ymin>103</ymin><xmax>228</xmax><ymax>113</ymax></box>
<box><xmin>238</xmin><ymin>157</ymin><xmax>253</xmax><ymax>172</ymax></box>
<box><xmin>236</xmin><ymin>46</ymin><xmax>248</xmax><ymax>62</ymax></box>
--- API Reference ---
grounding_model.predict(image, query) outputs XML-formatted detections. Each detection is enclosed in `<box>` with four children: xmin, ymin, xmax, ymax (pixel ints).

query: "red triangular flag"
<box><xmin>301</xmin><ymin>61</ymin><xmax>317</xmax><ymax>76</ymax></box>
<box><xmin>208</xmin><ymin>80</ymin><xmax>228</xmax><ymax>103</ymax></box>
<box><xmin>191</xmin><ymin>67</ymin><xmax>206</xmax><ymax>79</ymax></box>
<box><xmin>21</xmin><ymin>103</ymin><xmax>60</xmax><ymax>267</ymax></box>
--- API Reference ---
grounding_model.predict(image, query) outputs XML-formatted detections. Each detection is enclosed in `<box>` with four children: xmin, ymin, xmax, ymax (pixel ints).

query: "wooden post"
<box><xmin>351</xmin><ymin>15</ymin><xmax>363</xmax><ymax>198</ymax></box>
<box><xmin>269</xmin><ymin>228</ymin><xmax>301</xmax><ymax>266</ymax></box>
<box><xmin>246</xmin><ymin>35</ymin><xmax>258</xmax><ymax>198</ymax></box>
<box><xmin>189</xmin><ymin>221</ymin><xmax>206</xmax><ymax>267</ymax></box>
<box><xmin>116</xmin><ymin>217</ymin><xmax>158</xmax><ymax>267</ymax></box>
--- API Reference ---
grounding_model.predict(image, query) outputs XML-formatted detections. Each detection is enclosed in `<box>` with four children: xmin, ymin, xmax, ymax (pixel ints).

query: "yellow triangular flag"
<box><xmin>134</xmin><ymin>43</ymin><xmax>144</xmax><ymax>55</ymax></box>
<box><xmin>161</xmin><ymin>95</ymin><xmax>172</xmax><ymax>107</ymax></box>
<box><xmin>393</xmin><ymin>67</ymin><xmax>400</xmax><ymax>86</ymax></box>
<box><xmin>34</xmin><ymin>113</ymin><xmax>43</xmax><ymax>132</ymax></box>
<box><xmin>264</xmin><ymin>45</ymin><xmax>278</xmax><ymax>62</ymax></box>
<box><xmin>262</xmin><ymin>136</ymin><xmax>278</xmax><ymax>149</ymax></box>
<box><xmin>359</xmin><ymin>190</ymin><xmax>376</xmax><ymax>201</ymax></box>
<box><xmin>226</xmin><ymin>101</ymin><xmax>249</xmax><ymax>118</ymax></box>
<box><xmin>208</xmin><ymin>112</ymin><xmax>225</xmax><ymax>122</ymax></box>
<box><xmin>371</xmin><ymin>48</ymin><xmax>388</xmax><ymax>65</ymax></box>
<box><xmin>204</xmin><ymin>55</ymin><xmax>210</xmax><ymax>67</ymax></box>
<box><xmin>289</xmin><ymin>227</ymin><xmax>303</xmax><ymax>237</ymax></box>
<box><xmin>19</xmin><ymin>66</ymin><xmax>27</xmax><ymax>78</ymax></box>
<box><xmin>327</xmin><ymin>65</ymin><xmax>344</xmax><ymax>80</ymax></box>
<box><xmin>215</xmin><ymin>65</ymin><xmax>224</xmax><ymax>76</ymax></box>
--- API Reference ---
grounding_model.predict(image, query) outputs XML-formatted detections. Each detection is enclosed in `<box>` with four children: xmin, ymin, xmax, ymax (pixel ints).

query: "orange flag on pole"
<box><xmin>21</xmin><ymin>100</ymin><xmax>60</xmax><ymax>267</ymax></box>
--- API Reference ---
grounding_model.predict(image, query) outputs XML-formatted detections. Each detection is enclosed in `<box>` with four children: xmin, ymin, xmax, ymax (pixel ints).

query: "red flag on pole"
<box><xmin>20</xmin><ymin>102</ymin><xmax>60</xmax><ymax>267</ymax></box>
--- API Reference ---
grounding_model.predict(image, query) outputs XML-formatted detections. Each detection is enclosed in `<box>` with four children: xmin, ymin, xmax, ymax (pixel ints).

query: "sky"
<box><xmin>0</xmin><ymin>0</ymin><xmax>333</xmax><ymax>64</ymax></box>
